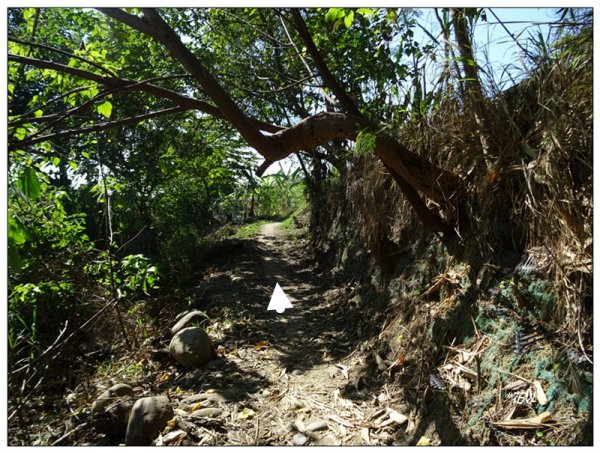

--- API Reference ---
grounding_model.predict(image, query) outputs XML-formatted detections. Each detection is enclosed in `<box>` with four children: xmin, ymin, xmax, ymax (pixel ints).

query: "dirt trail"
<box><xmin>255</xmin><ymin>223</ymin><xmax>317</xmax><ymax>347</ymax></box>
<box><xmin>161</xmin><ymin>222</ymin><xmax>405</xmax><ymax>446</ymax></box>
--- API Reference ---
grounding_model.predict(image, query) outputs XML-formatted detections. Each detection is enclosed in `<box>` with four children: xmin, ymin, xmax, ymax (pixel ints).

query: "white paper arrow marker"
<box><xmin>267</xmin><ymin>283</ymin><xmax>293</xmax><ymax>313</ymax></box>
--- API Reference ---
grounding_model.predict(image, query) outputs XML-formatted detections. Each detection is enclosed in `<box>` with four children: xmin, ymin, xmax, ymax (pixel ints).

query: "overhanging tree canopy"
<box><xmin>9</xmin><ymin>7</ymin><xmax>470</xmax><ymax>235</ymax></box>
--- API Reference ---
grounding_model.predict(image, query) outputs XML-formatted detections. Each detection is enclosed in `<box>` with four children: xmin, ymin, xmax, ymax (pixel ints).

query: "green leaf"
<box><xmin>355</xmin><ymin>130</ymin><xmax>378</xmax><ymax>156</ymax></box>
<box><xmin>386</xmin><ymin>10</ymin><xmax>398</xmax><ymax>23</ymax></box>
<box><xmin>82</xmin><ymin>151</ymin><xmax>90</xmax><ymax>159</ymax></box>
<box><xmin>52</xmin><ymin>156</ymin><xmax>61</xmax><ymax>166</ymax></box>
<box><xmin>8</xmin><ymin>244</ymin><xmax>23</xmax><ymax>273</ymax></box>
<box><xmin>85</xmin><ymin>86</ymin><xmax>100</xmax><ymax>98</ymax></box>
<box><xmin>66</xmin><ymin>93</ymin><xmax>78</xmax><ymax>106</ymax></box>
<box><xmin>8</xmin><ymin>218</ymin><xmax>29</xmax><ymax>245</ymax></box>
<box><xmin>357</xmin><ymin>8</ymin><xmax>375</xmax><ymax>17</ymax></box>
<box><xmin>97</xmin><ymin>100</ymin><xmax>113</xmax><ymax>119</ymax></box>
<box><xmin>344</xmin><ymin>10</ymin><xmax>355</xmax><ymax>29</ymax></box>
<box><xmin>325</xmin><ymin>8</ymin><xmax>344</xmax><ymax>23</ymax></box>
<box><xmin>34</xmin><ymin>109</ymin><xmax>43</xmax><ymax>118</ymax></box>
<box><xmin>14</xmin><ymin>128</ymin><xmax>27</xmax><ymax>140</ymax></box>
<box><xmin>325</xmin><ymin>8</ymin><xmax>338</xmax><ymax>23</ymax></box>
<box><xmin>23</xmin><ymin>8</ymin><xmax>36</xmax><ymax>21</ymax></box>
<box><xmin>17</xmin><ymin>167</ymin><xmax>42</xmax><ymax>201</ymax></box>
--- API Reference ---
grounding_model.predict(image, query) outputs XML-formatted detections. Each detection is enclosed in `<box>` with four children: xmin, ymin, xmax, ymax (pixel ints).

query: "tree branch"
<box><xmin>99</xmin><ymin>7</ymin><xmax>275</xmax><ymax>154</ymax></box>
<box><xmin>9</xmin><ymin>7</ymin><xmax>465</xmax><ymax>241</ymax></box>
<box><xmin>259</xmin><ymin>16</ymin><xmax>458</xmax><ymax>224</ymax></box>
<box><xmin>256</xmin><ymin>159</ymin><xmax>275</xmax><ymax>177</ymax></box>
<box><xmin>289</xmin><ymin>9</ymin><xmax>362</xmax><ymax>117</ymax></box>
<box><xmin>97</xmin><ymin>6</ymin><xmax>460</xmax><ymax>204</ymax></box>
<box><xmin>268</xmin><ymin>112</ymin><xmax>460</xmax><ymax>202</ymax></box>
<box><xmin>8</xmin><ymin>54</ymin><xmax>283</xmax><ymax>134</ymax></box>
<box><xmin>451</xmin><ymin>8</ymin><xmax>494</xmax><ymax>165</ymax></box>
<box><xmin>383</xmin><ymin>163</ymin><xmax>455</xmax><ymax>236</ymax></box>
<box><xmin>9</xmin><ymin>85</ymin><xmax>92</xmax><ymax>126</ymax></box>
<box><xmin>9</xmin><ymin>74</ymin><xmax>190</xmax><ymax>127</ymax></box>
<box><xmin>95</xmin><ymin>7</ymin><xmax>156</xmax><ymax>36</ymax></box>
<box><xmin>278</xmin><ymin>12</ymin><xmax>335</xmax><ymax>110</ymax></box>
<box><xmin>15</xmin><ymin>87</ymin><xmax>114</xmax><ymax>143</ymax></box>
<box><xmin>9</xmin><ymin>106</ymin><xmax>191</xmax><ymax>151</ymax></box>
<box><xmin>8</xmin><ymin>36</ymin><xmax>119</xmax><ymax>77</ymax></box>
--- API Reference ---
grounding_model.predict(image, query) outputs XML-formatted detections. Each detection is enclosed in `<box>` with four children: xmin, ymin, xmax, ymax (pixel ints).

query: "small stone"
<box><xmin>291</xmin><ymin>369</ymin><xmax>304</xmax><ymax>376</ymax></box>
<box><xmin>191</xmin><ymin>407</ymin><xmax>223</xmax><ymax>418</ymax></box>
<box><xmin>195</xmin><ymin>282</ymin><xmax>222</xmax><ymax>300</ymax></box>
<box><xmin>161</xmin><ymin>429</ymin><xmax>187</xmax><ymax>446</ymax></box>
<box><xmin>292</xmin><ymin>432</ymin><xmax>309</xmax><ymax>446</ymax></box>
<box><xmin>174</xmin><ymin>408</ymin><xmax>188</xmax><ymax>417</ymax></box>
<box><xmin>306</xmin><ymin>420</ymin><xmax>328</xmax><ymax>432</ymax></box>
<box><xmin>179</xmin><ymin>393</ymin><xmax>210</xmax><ymax>406</ymax></box>
<box><xmin>315</xmin><ymin>434</ymin><xmax>338</xmax><ymax>445</ymax></box>
<box><xmin>377</xmin><ymin>393</ymin><xmax>388</xmax><ymax>403</ymax></box>
<box><xmin>179</xmin><ymin>389</ymin><xmax>239</xmax><ymax>407</ymax></box>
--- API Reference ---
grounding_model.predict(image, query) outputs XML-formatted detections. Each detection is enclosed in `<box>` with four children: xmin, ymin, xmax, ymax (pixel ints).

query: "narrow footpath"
<box><xmin>157</xmin><ymin>222</ymin><xmax>405</xmax><ymax>445</ymax></box>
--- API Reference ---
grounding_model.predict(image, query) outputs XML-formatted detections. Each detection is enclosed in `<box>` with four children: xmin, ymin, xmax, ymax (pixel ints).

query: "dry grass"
<box><xmin>299</xmin><ymin>15</ymin><xmax>592</xmax><ymax>446</ymax></box>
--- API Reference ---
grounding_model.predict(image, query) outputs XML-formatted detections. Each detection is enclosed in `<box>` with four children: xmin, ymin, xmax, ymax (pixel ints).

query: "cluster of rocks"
<box><xmin>91</xmin><ymin>310</ymin><xmax>217</xmax><ymax>445</ymax></box>
<box><xmin>91</xmin><ymin>384</ymin><xmax>174</xmax><ymax>445</ymax></box>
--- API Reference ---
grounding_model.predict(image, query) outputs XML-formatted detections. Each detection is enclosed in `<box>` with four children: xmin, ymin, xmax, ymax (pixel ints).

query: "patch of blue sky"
<box><xmin>411</xmin><ymin>8</ymin><xmax>556</xmax><ymax>94</ymax></box>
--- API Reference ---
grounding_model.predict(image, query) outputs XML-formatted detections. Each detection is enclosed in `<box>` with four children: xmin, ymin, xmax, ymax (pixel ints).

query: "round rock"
<box><xmin>125</xmin><ymin>396</ymin><xmax>174</xmax><ymax>446</ymax></box>
<box><xmin>169</xmin><ymin>326</ymin><xmax>214</xmax><ymax>368</ymax></box>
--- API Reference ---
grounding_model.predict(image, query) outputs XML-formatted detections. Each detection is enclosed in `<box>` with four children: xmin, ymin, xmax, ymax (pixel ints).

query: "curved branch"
<box><xmin>8</xmin><ymin>36</ymin><xmax>119</xmax><ymax>77</ymax></box>
<box><xmin>99</xmin><ymin>7</ymin><xmax>273</xmax><ymax>152</ymax></box>
<box><xmin>9</xmin><ymin>106</ymin><xmax>191</xmax><ymax>151</ymax></box>
<box><xmin>12</xmin><ymin>8</ymin><xmax>461</xmax><ymax>232</ymax></box>
<box><xmin>256</xmin><ymin>159</ymin><xmax>275</xmax><ymax>177</ymax></box>
<box><xmin>8</xmin><ymin>54</ymin><xmax>283</xmax><ymax>134</ymax></box>
<box><xmin>269</xmin><ymin>112</ymin><xmax>460</xmax><ymax>202</ymax></box>
<box><xmin>270</xmin><ymin>111</ymin><xmax>368</xmax><ymax>156</ymax></box>
<box><xmin>15</xmin><ymin>87</ymin><xmax>114</xmax><ymax>143</ymax></box>
<box><xmin>10</xmin><ymin>85</ymin><xmax>92</xmax><ymax>126</ymax></box>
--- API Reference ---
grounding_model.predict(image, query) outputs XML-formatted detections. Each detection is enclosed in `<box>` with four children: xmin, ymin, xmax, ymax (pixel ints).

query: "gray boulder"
<box><xmin>125</xmin><ymin>396</ymin><xmax>174</xmax><ymax>446</ymax></box>
<box><xmin>91</xmin><ymin>384</ymin><xmax>135</xmax><ymax>439</ymax></box>
<box><xmin>169</xmin><ymin>326</ymin><xmax>215</xmax><ymax>368</ymax></box>
<box><xmin>171</xmin><ymin>310</ymin><xmax>209</xmax><ymax>335</ymax></box>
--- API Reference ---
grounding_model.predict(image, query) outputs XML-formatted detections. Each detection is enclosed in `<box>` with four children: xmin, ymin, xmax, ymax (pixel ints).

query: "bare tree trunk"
<box><xmin>451</xmin><ymin>8</ymin><xmax>495</xmax><ymax>168</ymax></box>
